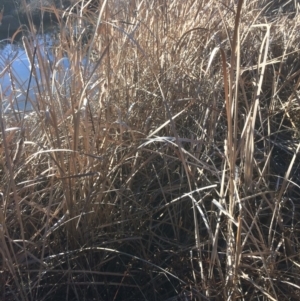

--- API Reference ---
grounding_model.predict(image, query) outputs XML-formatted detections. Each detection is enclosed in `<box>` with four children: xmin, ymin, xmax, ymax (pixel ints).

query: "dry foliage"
<box><xmin>1</xmin><ymin>0</ymin><xmax>300</xmax><ymax>300</ymax></box>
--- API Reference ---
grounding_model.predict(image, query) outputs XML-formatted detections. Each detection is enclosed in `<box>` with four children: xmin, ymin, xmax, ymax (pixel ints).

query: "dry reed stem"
<box><xmin>1</xmin><ymin>0</ymin><xmax>300</xmax><ymax>300</ymax></box>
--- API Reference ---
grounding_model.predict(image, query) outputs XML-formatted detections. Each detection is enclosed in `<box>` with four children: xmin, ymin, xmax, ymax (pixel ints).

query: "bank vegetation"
<box><xmin>1</xmin><ymin>0</ymin><xmax>300</xmax><ymax>300</ymax></box>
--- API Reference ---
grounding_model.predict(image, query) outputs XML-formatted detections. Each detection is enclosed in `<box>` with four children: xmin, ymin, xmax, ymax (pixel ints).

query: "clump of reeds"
<box><xmin>1</xmin><ymin>0</ymin><xmax>300</xmax><ymax>300</ymax></box>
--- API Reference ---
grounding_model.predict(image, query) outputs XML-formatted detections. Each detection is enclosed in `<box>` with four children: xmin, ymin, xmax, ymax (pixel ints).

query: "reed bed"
<box><xmin>1</xmin><ymin>0</ymin><xmax>300</xmax><ymax>300</ymax></box>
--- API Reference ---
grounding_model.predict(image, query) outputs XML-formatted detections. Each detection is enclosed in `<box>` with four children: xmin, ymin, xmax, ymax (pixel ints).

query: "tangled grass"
<box><xmin>1</xmin><ymin>0</ymin><xmax>300</xmax><ymax>300</ymax></box>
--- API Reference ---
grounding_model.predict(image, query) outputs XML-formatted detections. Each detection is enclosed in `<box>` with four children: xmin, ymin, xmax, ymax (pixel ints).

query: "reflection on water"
<box><xmin>0</xmin><ymin>33</ymin><xmax>70</xmax><ymax>114</ymax></box>
<box><xmin>0</xmin><ymin>41</ymin><xmax>35</xmax><ymax>113</ymax></box>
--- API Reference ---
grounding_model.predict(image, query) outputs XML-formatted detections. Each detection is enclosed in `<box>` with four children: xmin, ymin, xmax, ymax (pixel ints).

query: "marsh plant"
<box><xmin>1</xmin><ymin>0</ymin><xmax>300</xmax><ymax>300</ymax></box>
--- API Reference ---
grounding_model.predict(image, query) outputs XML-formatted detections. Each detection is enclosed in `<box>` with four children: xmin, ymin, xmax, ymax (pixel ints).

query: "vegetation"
<box><xmin>1</xmin><ymin>0</ymin><xmax>300</xmax><ymax>300</ymax></box>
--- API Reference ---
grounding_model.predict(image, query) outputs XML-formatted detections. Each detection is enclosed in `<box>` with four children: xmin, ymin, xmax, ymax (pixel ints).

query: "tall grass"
<box><xmin>1</xmin><ymin>0</ymin><xmax>300</xmax><ymax>300</ymax></box>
